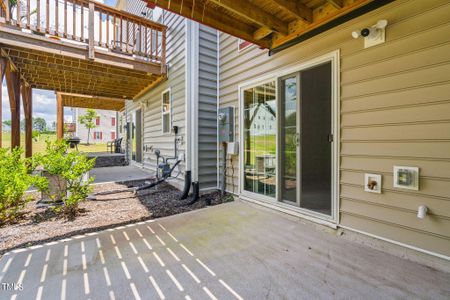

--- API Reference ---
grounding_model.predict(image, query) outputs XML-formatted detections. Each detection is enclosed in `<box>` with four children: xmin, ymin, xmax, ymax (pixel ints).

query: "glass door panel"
<box><xmin>243</xmin><ymin>81</ymin><xmax>277</xmax><ymax>198</ymax></box>
<box><xmin>280</xmin><ymin>75</ymin><xmax>299</xmax><ymax>205</ymax></box>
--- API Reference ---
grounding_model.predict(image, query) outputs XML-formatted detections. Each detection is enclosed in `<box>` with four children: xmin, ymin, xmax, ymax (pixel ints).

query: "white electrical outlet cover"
<box><xmin>393</xmin><ymin>166</ymin><xmax>419</xmax><ymax>190</ymax></box>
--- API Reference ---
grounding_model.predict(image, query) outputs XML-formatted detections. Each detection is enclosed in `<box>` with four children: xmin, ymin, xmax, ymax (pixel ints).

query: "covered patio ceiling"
<box><xmin>58</xmin><ymin>93</ymin><xmax>126</xmax><ymax>111</ymax></box>
<box><xmin>145</xmin><ymin>0</ymin><xmax>392</xmax><ymax>51</ymax></box>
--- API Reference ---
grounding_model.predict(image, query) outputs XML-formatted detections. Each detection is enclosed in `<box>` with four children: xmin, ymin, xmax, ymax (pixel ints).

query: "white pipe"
<box><xmin>417</xmin><ymin>205</ymin><xmax>428</xmax><ymax>219</ymax></box>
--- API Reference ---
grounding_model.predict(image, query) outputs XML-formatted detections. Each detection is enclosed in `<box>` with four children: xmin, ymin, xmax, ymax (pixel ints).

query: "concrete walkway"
<box><xmin>0</xmin><ymin>201</ymin><xmax>449</xmax><ymax>300</ymax></box>
<box><xmin>91</xmin><ymin>165</ymin><xmax>155</xmax><ymax>184</ymax></box>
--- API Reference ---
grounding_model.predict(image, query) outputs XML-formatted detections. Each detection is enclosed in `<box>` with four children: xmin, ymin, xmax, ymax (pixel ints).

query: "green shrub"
<box><xmin>0</xmin><ymin>148</ymin><xmax>46</xmax><ymax>226</ymax></box>
<box><xmin>34</xmin><ymin>140</ymin><xmax>96</xmax><ymax>218</ymax></box>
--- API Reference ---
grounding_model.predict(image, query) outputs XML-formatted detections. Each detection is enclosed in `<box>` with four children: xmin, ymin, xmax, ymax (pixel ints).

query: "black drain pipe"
<box><xmin>182</xmin><ymin>181</ymin><xmax>200</xmax><ymax>206</ymax></box>
<box><xmin>179</xmin><ymin>170</ymin><xmax>192</xmax><ymax>200</ymax></box>
<box><xmin>192</xmin><ymin>181</ymin><xmax>200</xmax><ymax>203</ymax></box>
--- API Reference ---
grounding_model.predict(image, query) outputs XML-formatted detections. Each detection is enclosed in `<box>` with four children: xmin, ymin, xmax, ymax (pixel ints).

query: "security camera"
<box><xmin>351</xmin><ymin>20</ymin><xmax>388</xmax><ymax>40</ymax></box>
<box><xmin>360</xmin><ymin>27</ymin><xmax>372</xmax><ymax>37</ymax></box>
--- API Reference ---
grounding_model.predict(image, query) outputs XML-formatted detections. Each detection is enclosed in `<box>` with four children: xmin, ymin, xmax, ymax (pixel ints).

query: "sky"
<box><xmin>1</xmin><ymin>0</ymin><xmax>120</xmax><ymax>127</ymax></box>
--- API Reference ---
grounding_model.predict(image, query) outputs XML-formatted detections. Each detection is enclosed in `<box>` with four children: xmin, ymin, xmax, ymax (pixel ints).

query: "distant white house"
<box><xmin>73</xmin><ymin>108</ymin><xmax>119</xmax><ymax>143</ymax></box>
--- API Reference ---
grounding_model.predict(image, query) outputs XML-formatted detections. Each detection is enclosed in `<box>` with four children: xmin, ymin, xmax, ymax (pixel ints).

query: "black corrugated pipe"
<box><xmin>179</xmin><ymin>170</ymin><xmax>191</xmax><ymax>200</ymax></box>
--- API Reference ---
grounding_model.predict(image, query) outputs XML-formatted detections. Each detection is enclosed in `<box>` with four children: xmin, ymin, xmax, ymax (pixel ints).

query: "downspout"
<box><xmin>190</xmin><ymin>21</ymin><xmax>199</xmax><ymax>185</ymax></box>
<box><xmin>181</xmin><ymin>19</ymin><xmax>193</xmax><ymax>199</ymax></box>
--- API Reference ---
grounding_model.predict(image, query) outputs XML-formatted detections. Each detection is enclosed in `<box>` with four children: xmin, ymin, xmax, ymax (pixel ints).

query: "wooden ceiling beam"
<box><xmin>147</xmin><ymin>0</ymin><xmax>270</xmax><ymax>48</ymax></box>
<box><xmin>327</xmin><ymin>0</ymin><xmax>343</xmax><ymax>9</ymax></box>
<box><xmin>270</xmin><ymin>0</ymin><xmax>312</xmax><ymax>23</ymax></box>
<box><xmin>253</xmin><ymin>27</ymin><xmax>274</xmax><ymax>41</ymax></box>
<box><xmin>208</xmin><ymin>0</ymin><xmax>288</xmax><ymax>35</ymax></box>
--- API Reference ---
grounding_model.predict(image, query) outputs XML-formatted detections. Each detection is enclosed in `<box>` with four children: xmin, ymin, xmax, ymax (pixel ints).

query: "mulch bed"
<box><xmin>0</xmin><ymin>182</ymin><xmax>232</xmax><ymax>256</ymax></box>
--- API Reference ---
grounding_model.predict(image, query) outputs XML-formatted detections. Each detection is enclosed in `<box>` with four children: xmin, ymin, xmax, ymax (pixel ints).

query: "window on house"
<box><xmin>93</xmin><ymin>132</ymin><xmax>102</xmax><ymax>140</ymax></box>
<box><xmin>162</xmin><ymin>89</ymin><xmax>171</xmax><ymax>134</ymax></box>
<box><xmin>96</xmin><ymin>117</ymin><xmax>100</xmax><ymax>126</ymax></box>
<box><xmin>112</xmin><ymin>117</ymin><xmax>116</xmax><ymax>126</ymax></box>
<box><xmin>111</xmin><ymin>131</ymin><xmax>116</xmax><ymax>140</ymax></box>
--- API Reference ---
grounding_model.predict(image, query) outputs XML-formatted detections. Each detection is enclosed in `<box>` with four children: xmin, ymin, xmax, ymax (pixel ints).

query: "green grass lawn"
<box><xmin>1</xmin><ymin>132</ymin><xmax>108</xmax><ymax>154</ymax></box>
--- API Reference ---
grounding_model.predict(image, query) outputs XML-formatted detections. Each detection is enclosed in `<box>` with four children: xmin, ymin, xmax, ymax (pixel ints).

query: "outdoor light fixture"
<box><xmin>352</xmin><ymin>19</ymin><xmax>388</xmax><ymax>48</ymax></box>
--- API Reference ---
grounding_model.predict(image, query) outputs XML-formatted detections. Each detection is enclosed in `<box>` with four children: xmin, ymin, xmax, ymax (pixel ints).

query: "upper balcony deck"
<box><xmin>0</xmin><ymin>0</ymin><xmax>167</xmax><ymax>99</ymax></box>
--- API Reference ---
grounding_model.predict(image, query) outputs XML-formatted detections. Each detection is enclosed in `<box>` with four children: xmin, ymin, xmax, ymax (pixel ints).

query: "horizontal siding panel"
<box><xmin>340</xmin><ymin>156</ymin><xmax>450</xmax><ymax>179</ymax></box>
<box><xmin>340</xmin><ymin>199</ymin><xmax>450</xmax><ymax>238</ymax></box>
<box><xmin>341</xmin><ymin>122</ymin><xmax>450</xmax><ymax>141</ymax></box>
<box><xmin>340</xmin><ymin>185</ymin><xmax>450</xmax><ymax>218</ymax></box>
<box><xmin>341</xmin><ymin>83</ymin><xmax>450</xmax><ymax>113</ymax></box>
<box><xmin>341</xmin><ymin>42</ymin><xmax>450</xmax><ymax>85</ymax></box>
<box><xmin>341</xmin><ymin>142</ymin><xmax>450</xmax><ymax>160</ymax></box>
<box><xmin>342</xmin><ymin>63</ymin><xmax>450</xmax><ymax>99</ymax></box>
<box><xmin>340</xmin><ymin>213</ymin><xmax>450</xmax><ymax>257</ymax></box>
<box><xmin>340</xmin><ymin>171</ymin><xmax>450</xmax><ymax>199</ymax></box>
<box><xmin>341</xmin><ymin>102</ymin><xmax>450</xmax><ymax>127</ymax></box>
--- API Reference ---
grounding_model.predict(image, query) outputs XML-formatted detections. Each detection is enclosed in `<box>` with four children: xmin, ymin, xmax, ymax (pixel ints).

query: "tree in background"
<box><xmin>78</xmin><ymin>109</ymin><xmax>97</xmax><ymax>145</ymax></box>
<box><xmin>33</xmin><ymin>117</ymin><xmax>47</xmax><ymax>132</ymax></box>
<box><xmin>2</xmin><ymin>120</ymin><xmax>11</xmax><ymax>128</ymax></box>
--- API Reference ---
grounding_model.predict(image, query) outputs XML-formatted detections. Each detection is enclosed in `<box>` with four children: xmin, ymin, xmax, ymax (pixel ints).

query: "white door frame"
<box><xmin>238</xmin><ymin>50</ymin><xmax>340</xmax><ymax>226</ymax></box>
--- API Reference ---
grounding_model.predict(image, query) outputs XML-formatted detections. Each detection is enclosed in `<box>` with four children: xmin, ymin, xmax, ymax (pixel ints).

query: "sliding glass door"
<box><xmin>241</xmin><ymin>59</ymin><xmax>335</xmax><ymax>219</ymax></box>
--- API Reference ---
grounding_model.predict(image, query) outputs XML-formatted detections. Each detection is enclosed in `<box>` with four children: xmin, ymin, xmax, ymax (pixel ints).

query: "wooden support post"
<box><xmin>88</xmin><ymin>2</ymin><xmax>95</xmax><ymax>59</ymax></box>
<box><xmin>4</xmin><ymin>62</ymin><xmax>21</xmax><ymax>149</ymax></box>
<box><xmin>0</xmin><ymin>58</ymin><xmax>6</xmax><ymax>148</ymax></box>
<box><xmin>5</xmin><ymin>0</ymin><xmax>10</xmax><ymax>22</ymax></box>
<box><xmin>56</xmin><ymin>93</ymin><xmax>64</xmax><ymax>139</ymax></box>
<box><xmin>22</xmin><ymin>85</ymin><xmax>32</xmax><ymax>157</ymax></box>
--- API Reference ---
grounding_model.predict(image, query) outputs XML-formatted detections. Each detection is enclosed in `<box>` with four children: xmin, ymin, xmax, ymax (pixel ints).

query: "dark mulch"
<box><xmin>0</xmin><ymin>182</ymin><xmax>232</xmax><ymax>256</ymax></box>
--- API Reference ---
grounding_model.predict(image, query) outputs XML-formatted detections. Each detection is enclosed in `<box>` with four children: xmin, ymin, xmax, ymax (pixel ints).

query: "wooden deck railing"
<box><xmin>0</xmin><ymin>0</ymin><xmax>166</xmax><ymax>65</ymax></box>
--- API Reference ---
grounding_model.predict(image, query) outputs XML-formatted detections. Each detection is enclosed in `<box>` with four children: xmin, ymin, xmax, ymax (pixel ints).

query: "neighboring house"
<box><xmin>74</xmin><ymin>108</ymin><xmax>119</xmax><ymax>143</ymax></box>
<box><xmin>118</xmin><ymin>0</ymin><xmax>219</xmax><ymax>191</ymax></box>
<box><xmin>122</xmin><ymin>0</ymin><xmax>450</xmax><ymax>264</ymax></box>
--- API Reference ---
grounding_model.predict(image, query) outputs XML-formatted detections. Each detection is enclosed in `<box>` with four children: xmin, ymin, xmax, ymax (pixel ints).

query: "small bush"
<box><xmin>34</xmin><ymin>140</ymin><xmax>96</xmax><ymax>218</ymax></box>
<box><xmin>0</xmin><ymin>148</ymin><xmax>46</xmax><ymax>226</ymax></box>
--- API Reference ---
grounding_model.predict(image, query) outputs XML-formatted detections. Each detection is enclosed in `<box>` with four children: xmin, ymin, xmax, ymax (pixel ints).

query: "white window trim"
<box><xmin>238</xmin><ymin>50</ymin><xmax>340</xmax><ymax>226</ymax></box>
<box><xmin>161</xmin><ymin>87</ymin><xmax>172</xmax><ymax>134</ymax></box>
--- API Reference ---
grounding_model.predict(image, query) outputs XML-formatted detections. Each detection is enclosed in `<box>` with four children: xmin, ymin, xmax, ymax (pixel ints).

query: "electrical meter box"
<box><xmin>218</xmin><ymin>107</ymin><xmax>234</xmax><ymax>143</ymax></box>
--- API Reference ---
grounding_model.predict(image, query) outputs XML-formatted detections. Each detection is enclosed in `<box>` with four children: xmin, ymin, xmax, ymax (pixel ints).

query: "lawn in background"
<box><xmin>1</xmin><ymin>132</ymin><xmax>108</xmax><ymax>153</ymax></box>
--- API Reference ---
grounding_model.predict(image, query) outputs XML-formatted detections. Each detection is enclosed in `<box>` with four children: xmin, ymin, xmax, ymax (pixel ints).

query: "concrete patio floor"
<box><xmin>0</xmin><ymin>201</ymin><xmax>449</xmax><ymax>300</ymax></box>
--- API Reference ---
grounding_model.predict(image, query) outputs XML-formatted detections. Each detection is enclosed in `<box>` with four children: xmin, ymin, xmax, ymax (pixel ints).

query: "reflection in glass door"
<box><xmin>243</xmin><ymin>81</ymin><xmax>277</xmax><ymax>198</ymax></box>
<box><xmin>280</xmin><ymin>75</ymin><xmax>299</xmax><ymax>205</ymax></box>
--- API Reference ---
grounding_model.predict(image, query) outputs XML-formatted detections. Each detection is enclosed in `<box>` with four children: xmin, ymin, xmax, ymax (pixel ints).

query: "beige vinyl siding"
<box><xmin>219</xmin><ymin>0</ymin><xmax>450</xmax><ymax>256</ymax></box>
<box><xmin>124</xmin><ymin>7</ymin><xmax>187</xmax><ymax>189</ymax></box>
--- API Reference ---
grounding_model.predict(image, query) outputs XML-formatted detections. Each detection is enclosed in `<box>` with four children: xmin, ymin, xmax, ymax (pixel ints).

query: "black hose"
<box><xmin>179</xmin><ymin>170</ymin><xmax>191</xmax><ymax>200</ymax></box>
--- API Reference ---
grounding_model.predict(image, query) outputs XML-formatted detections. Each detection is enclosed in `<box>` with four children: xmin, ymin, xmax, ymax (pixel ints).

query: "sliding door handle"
<box><xmin>328</xmin><ymin>134</ymin><xmax>334</xmax><ymax>143</ymax></box>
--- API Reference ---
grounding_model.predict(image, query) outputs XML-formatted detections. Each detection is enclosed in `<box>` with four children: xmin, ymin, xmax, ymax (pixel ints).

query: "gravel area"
<box><xmin>0</xmin><ymin>182</ymin><xmax>232</xmax><ymax>256</ymax></box>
